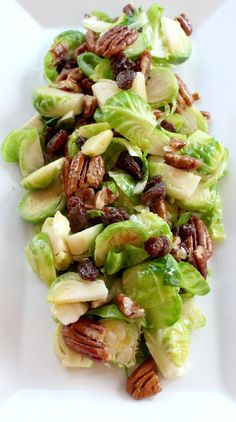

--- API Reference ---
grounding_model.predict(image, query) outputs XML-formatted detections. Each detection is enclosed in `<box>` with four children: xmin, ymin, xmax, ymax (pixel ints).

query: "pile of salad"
<box><xmin>2</xmin><ymin>3</ymin><xmax>228</xmax><ymax>400</ymax></box>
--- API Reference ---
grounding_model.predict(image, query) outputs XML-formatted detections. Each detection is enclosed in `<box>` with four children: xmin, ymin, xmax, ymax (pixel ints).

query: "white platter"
<box><xmin>0</xmin><ymin>0</ymin><xmax>236</xmax><ymax>420</ymax></box>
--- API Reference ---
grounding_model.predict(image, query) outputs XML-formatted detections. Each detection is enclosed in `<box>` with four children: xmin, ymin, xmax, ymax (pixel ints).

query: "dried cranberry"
<box><xmin>77</xmin><ymin>258</ymin><xmax>99</xmax><ymax>281</ymax></box>
<box><xmin>160</xmin><ymin>120</ymin><xmax>177</xmax><ymax>133</ymax></box>
<box><xmin>116</xmin><ymin>70</ymin><xmax>136</xmax><ymax>90</ymax></box>
<box><xmin>115</xmin><ymin>151</ymin><xmax>144</xmax><ymax>180</ymax></box>
<box><xmin>76</xmin><ymin>136</ymin><xmax>87</xmax><ymax>148</ymax></box>
<box><xmin>67</xmin><ymin>197</ymin><xmax>89</xmax><ymax>232</ymax></box>
<box><xmin>46</xmin><ymin>130</ymin><xmax>69</xmax><ymax>153</ymax></box>
<box><xmin>178</xmin><ymin>223</ymin><xmax>195</xmax><ymax>241</ymax></box>
<box><xmin>103</xmin><ymin>207</ymin><xmax>130</xmax><ymax>225</ymax></box>
<box><xmin>141</xmin><ymin>176</ymin><xmax>166</xmax><ymax>207</ymax></box>
<box><xmin>111</xmin><ymin>54</ymin><xmax>136</xmax><ymax>76</ymax></box>
<box><xmin>144</xmin><ymin>236</ymin><xmax>170</xmax><ymax>257</ymax></box>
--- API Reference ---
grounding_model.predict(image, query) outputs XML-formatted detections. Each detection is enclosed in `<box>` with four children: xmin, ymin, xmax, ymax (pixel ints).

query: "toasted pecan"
<box><xmin>175</xmin><ymin>74</ymin><xmax>193</xmax><ymax>107</ymax></box>
<box><xmin>82</xmin><ymin>95</ymin><xmax>97</xmax><ymax>119</ymax></box>
<box><xmin>86</xmin><ymin>156</ymin><xmax>105</xmax><ymax>188</ymax></box>
<box><xmin>116</xmin><ymin>294</ymin><xmax>145</xmax><ymax>319</ymax></box>
<box><xmin>175</xmin><ymin>13</ymin><xmax>193</xmax><ymax>36</ymax></box>
<box><xmin>127</xmin><ymin>358</ymin><xmax>162</xmax><ymax>400</ymax></box>
<box><xmin>67</xmin><ymin>152</ymin><xmax>88</xmax><ymax>195</ymax></box>
<box><xmin>164</xmin><ymin>152</ymin><xmax>201</xmax><ymax>170</ymax></box>
<box><xmin>95</xmin><ymin>26</ymin><xmax>138</xmax><ymax>58</ymax></box>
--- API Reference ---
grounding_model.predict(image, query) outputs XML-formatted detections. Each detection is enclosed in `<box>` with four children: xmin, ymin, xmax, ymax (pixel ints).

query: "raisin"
<box><xmin>178</xmin><ymin>223</ymin><xmax>195</xmax><ymax>241</ymax></box>
<box><xmin>77</xmin><ymin>258</ymin><xmax>99</xmax><ymax>281</ymax></box>
<box><xmin>63</xmin><ymin>59</ymin><xmax>77</xmax><ymax>70</ymax></box>
<box><xmin>111</xmin><ymin>54</ymin><xmax>136</xmax><ymax>76</ymax></box>
<box><xmin>116</xmin><ymin>70</ymin><xmax>136</xmax><ymax>90</ymax></box>
<box><xmin>46</xmin><ymin>130</ymin><xmax>69</xmax><ymax>153</ymax></box>
<box><xmin>103</xmin><ymin>207</ymin><xmax>130</xmax><ymax>226</ymax></box>
<box><xmin>81</xmin><ymin>78</ymin><xmax>94</xmax><ymax>95</ymax></box>
<box><xmin>76</xmin><ymin>136</ymin><xmax>87</xmax><ymax>148</ymax></box>
<box><xmin>141</xmin><ymin>176</ymin><xmax>166</xmax><ymax>207</ymax></box>
<box><xmin>145</xmin><ymin>236</ymin><xmax>170</xmax><ymax>257</ymax></box>
<box><xmin>115</xmin><ymin>151</ymin><xmax>144</xmax><ymax>180</ymax></box>
<box><xmin>160</xmin><ymin>120</ymin><xmax>177</xmax><ymax>133</ymax></box>
<box><xmin>67</xmin><ymin>197</ymin><xmax>89</xmax><ymax>232</ymax></box>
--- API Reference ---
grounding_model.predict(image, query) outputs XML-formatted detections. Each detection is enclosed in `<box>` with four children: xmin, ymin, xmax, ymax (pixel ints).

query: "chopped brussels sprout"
<box><xmin>67</xmin><ymin>224</ymin><xmax>104</xmax><ymax>259</ymax></box>
<box><xmin>54</xmin><ymin>324</ymin><xmax>93</xmax><ymax>368</ymax></box>
<box><xmin>93</xmin><ymin>107</ymin><xmax>106</xmax><ymax>123</ymax></box>
<box><xmin>88</xmin><ymin>304</ymin><xmax>131</xmax><ymax>321</ymax></box>
<box><xmin>18</xmin><ymin>177</ymin><xmax>66</xmax><ymax>223</ymax></box>
<box><xmin>178</xmin><ymin>107</ymin><xmax>209</xmax><ymax>136</ymax></box>
<box><xmin>176</xmin><ymin>183</ymin><xmax>217</xmax><ymax>213</ymax></box>
<box><xmin>2</xmin><ymin>128</ymin><xmax>40</xmax><ymax>163</ymax></box>
<box><xmin>109</xmin><ymin>170</ymin><xmax>138</xmax><ymax>200</ymax></box>
<box><xmin>25</xmin><ymin>232</ymin><xmax>56</xmax><ymax>286</ymax></box>
<box><xmin>77</xmin><ymin>52</ymin><xmax>103</xmax><ymax>78</ymax></box>
<box><xmin>21</xmin><ymin>114</ymin><xmax>43</xmax><ymax>130</ymax></box>
<box><xmin>124</xmin><ymin>33</ymin><xmax>150</xmax><ymax>60</ymax></box>
<box><xmin>162</xmin><ymin>113</ymin><xmax>184</xmax><ymax>133</ymax></box>
<box><xmin>102</xmin><ymin>319</ymin><xmax>140</xmax><ymax>368</ymax></box>
<box><xmin>131</xmin><ymin>72</ymin><xmax>147</xmax><ymax>101</ymax></box>
<box><xmin>201</xmin><ymin>191</ymin><xmax>225</xmax><ymax>243</ymax></box>
<box><xmin>144</xmin><ymin>299</ymin><xmax>205</xmax><ymax>379</ymax></box>
<box><xmin>104</xmin><ymin>245</ymin><xmax>149</xmax><ymax>275</ymax></box>
<box><xmin>82</xmin><ymin>14</ymin><xmax>113</xmax><ymax>33</ymax></box>
<box><xmin>130</xmin><ymin>211</ymin><xmax>172</xmax><ymax>241</ymax></box>
<box><xmin>92</xmin><ymin>79</ymin><xmax>120</xmax><ymax>108</ymax></box>
<box><xmin>56</xmin><ymin>111</ymin><xmax>75</xmax><ymax>131</ymax></box>
<box><xmin>90</xmin><ymin>58</ymin><xmax>115</xmax><ymax>82</ymax></box>
<box><xmin>145</xmin><ymin>4</ymin><xmax>167</xmax><ymax>59</ymax></box>
<box><xmin>18</xmin><ymin>131</ymin><xmax>44</xmax><ymax>177</ymax></box>
<box><xmin>178</xmin><ymin>262</ymin><xmax>210</xmax><ymax>295</ymax></box>
<box><xmin>67</xmin><ymin>129</ymin><xmax>80</xmax><ymax>157</ymax></box>
<box><xmin>21</xmin><ymin>157</ymin><xmax>65</xmax><ymax>190</ymax></box>
<box><xmin>148</xmin><ymin>158</ymin><xmax>201</xmax><ymax>200</ymax></box>
<box><xmin>147</xmin><ymin>67</ymin><xmax>178</xmax><ymax>107</ymax></box>
<box><xmin>147</xmin><ymin>129</ymin><xmax>170</xmax><ymax>156</ymax></box>
<box><xmin>47</xmin><ymin>272</ymin><xmax>108</xmax><ymax>304</ymax></box>
<box><xmin>42</xmin><ymin>211</ymin><xmax>72</xmax><ymax>271</ymax></box>
<box><xmin>112</xmin><ymin>137</ymin><xmax>142</xmax><ymax>158</ymax></box>
<box><xmin>161</xmin><ymin>17</ymin><xmax>192</xmax><ymax>64</ymax></box>
<box><xmin>78</xmin><ymin>122</ymin><xmax>111</xmax><ymax>138</ymax></box>
<box><xmin>32</xmin><ymin>86</ymin><xmax>84</xmax><ymax>117</ymax></box>
<box><xmin>123</xmin><ymin>259</ymin><xmax>182</xmax><ymax>329</ymax></box>
<box><xmin>103</xmin><ymin>90</ymin><xmax>156</xmax><ymax>152</ymax></box>
<box><xmin>51</xmin><ymin>302</ymin><xmax>89</xmax><ymax>325</ymax></box>
<box><xmin>182</xmin><ymin>130</ymin><xmax>228</xmax><ymax>186</ymax></box>
<box><xmin>82</xmin><ymin>129</ymin><xmax>113</xmax><ymax>156</ymax></box>
<box><xmin>44</xmin><ymin>30</ymin><xmax>85</xmax><ymax>85</ymax></box>
<box><xmin>94</xmin><ymin>221</ymin><xmax>147</xmax><ymax>267</ymax></box>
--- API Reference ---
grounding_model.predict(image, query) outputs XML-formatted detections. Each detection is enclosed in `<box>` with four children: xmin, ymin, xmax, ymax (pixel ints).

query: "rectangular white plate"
<box><xmin>0</xmin><ymin>0</ymin><xmax>236</xmax><ymax>420</ymax></box>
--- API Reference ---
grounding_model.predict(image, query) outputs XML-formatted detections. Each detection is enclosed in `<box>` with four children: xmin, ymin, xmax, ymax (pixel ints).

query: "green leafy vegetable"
<box><xmin>178</xmin><ymin>262</ymin><xmax>210</xmax><ymax>295</ymax></box>
<box><xmin>146</xmin><ymin>66</ymin><xmax>178</xmax><ymax>107</ymax></box>
<box><xmin>32</xmin><ymin>86</ymin><xmax>84</xmax><ymax>117</ymax></box>
<box><xmin>77</xmin><ymin>52</ymin><xmax>103</xmax><ymax>78</ymax></box>
<box><xmin>104</xmin><ymin>245</ymin><xmax>149</xmax><ymax>275</ymax></box>
<box><xmin>2</xmin><ymin>128</ymin><xmax>40</xmax><ymax>163</ymax></box>
<box><xmin>130</xmin><ymin>211</ymin><xmax>173</xmax><ymax>241</ymax></box>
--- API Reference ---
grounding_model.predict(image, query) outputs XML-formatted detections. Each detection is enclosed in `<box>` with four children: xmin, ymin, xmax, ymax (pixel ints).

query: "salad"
<box><xmin>1</xmin><ymin>3</ymin><xmax>228</xmax><ymax>400</ymax></box>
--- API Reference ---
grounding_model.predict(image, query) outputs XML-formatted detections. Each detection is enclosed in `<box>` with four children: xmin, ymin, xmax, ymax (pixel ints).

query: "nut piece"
<box><xmin>175</xmin><ymin>13</ymin><xmax>193</xmax><ymax>36</ymax></box>
<box><xmin>96</xmin><ymin>26</ymin><xmax>138</xmax><ymax>58</ymax></box>
<box><xmin>160</xmin><ymin>120</ymin><xmax>177</xmax><ymax>133</ymax></box>
<box><xmin>123</xmin><ymin>3</ymin><xmax>136</xmax><ymax>15</ymax></box>
<box><xmin>74</xmin><ymin>42</ymin><xmax>87</xmax><ymax>58</ymax></box>
<box><xmin>192</xmin><ymin>92</ymin><xmax>201</xmax><ymax>101</ymax></box>
<box><xmin>67</xmin><ymin>152</ymin><xmax>89</xmax><ymax>195</ymax></box>
<box><xmin>127</xmin><ymin>357</ymin><xmax>162</xmax><ymax>400</ymax></box>
<box><xmin>116</xmin><ymin>293</ymin><xmax>145</xmax><ymax>319</ymax></box>
<box><xmin>135</xmin><ymin>50</ymin><xmax>152</xmax><ymax>81</ymax></box>
<box><xmin>46</xmin><ymin>129</ymin><xmax>69</xmax><ymax>153</ymax></box>
<box><xmin>164</xmin><ymin>152</ymin><xmax>201</xmax><ymax>170</ymax></box>
<box><xmin>191</xmin><ymin>215</ymin><xmax>213</xmax><ymax>259</ymax></box>
<box><xmin>152</xmin><ymin>198</ymin><xmax>168</xmax><ymax>221</ymax></box>
<box><xmin>176</xmin><ymin>92</ymin><xmax>187</xmax><ymax>114</ymax></box>
<box><xmin>201</xmin><ymin>110</ymin><xmax>211</xmax><ymax>120</ymax></box>
<box><xmin>61</xmin><ymin>156</ymin><xmax>72</xmax><ymax>196</ymax></box>
<box><xmin>144</xmin><ymin>236</ymin><xmax>170</xmax><ymax>257</ymax></box>
<box><xmin>175</xmin><ymin>74</ymin><xmax>193</xmax><ymax>107</ymax></box>
<box><xmin>82</xmin><ymin>95</ymin><xmax>97</xmax><ymax>119</ymax></box>
<box><xmin>62</xmin><ymin>318</ymin><xmax>109</xmax><ymax>362</ymax></box>
<box><xmin>193</xmin><ymin>246</ymin><xmax>208</xmax><ymax>279</ymax></box>
<box><xmin>153</xmin><ymin>109</ymin><xmax>163</xmax><ymax>119</ymax></box>
<box><xmin>86</xmin><ymin>156</ymin><xmax>105</xmax><ymax>188</ymax></box>
<box><xmin>94</xmin><ymin>186</ymin><xmax>119</xmax><ymax>209</ymax></box>
<box><xmin>169</xmin><ymin>138</ymin><xmax>186</xmax><ymax>151</ymax></box>
<box><xmin>85</xmin><ymin>30</ymin><xmax>97</xmax><ymax>53</ymax></box>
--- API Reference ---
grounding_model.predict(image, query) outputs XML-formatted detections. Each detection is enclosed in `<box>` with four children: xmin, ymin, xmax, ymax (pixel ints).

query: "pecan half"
<box><xmin>175</xmin><ymin>13</ymin><xmax>193</xmax><ymax>36</ymax></box>
<box><xmin>62</xmin><ymin>318</ymin><xmax>109</xmax><ymax>362</ymax></box>
<box><xmin>175</xmin><ymin>74</ymin><xmax>193</xmax><ymax>107</ymax></box>
<box><xmin>135</xmin><ymin>50</ymin><xmax>152</xmax><ymax>81</ymax></box>
<box><xmin>61</xmin><ymin>156</ymin><xmax>72</xmax><ymax>196</ymax></box>
<box><xmin>164</xmin><ymin>152</ymin><xmax>201</xmax><ymax>170</ymax></box>
<box><xmin>152</xmin><ymin>198</ymin><xmax>168</xmax><ymax>221</ymax></box>
<box><xmin>145</xmin><ymin>236</ymin><xmax>170</xmax><ymax>257</ymax></box>
<box><xmin>116</xmin><ymin>293</ymin><xmax>145</xmax><ymax>319</ymax></box>
<box><xmin>82</xmin><ymin>95</ymin><xmax>97</xmax><ymax>119</ymax></box>
<box><xmin>67</xmin><ymin>152</ymin><xmax>89</xmax><ymax>195</ymax></box>
<box><xmin>160</xmin><ymin>120</ymin><xmax>177</xmax><ymax>133</ymax></box>
<box><xmin>123</xmin><ymin>3</ymin><xmax>136</xmax><ymax>15</ymax></box>
<box><xmin>201</xmin><ymin>110</ymin><xmax>211</xmax><ymax>120</ymax></box>
<box><xmin>96</xmin><ymin>26</ymin><xmax>138</xmax><ymax>58</ymax></box>
<box><xmin>191</xmin><ymin>215</ymin><xmax>213</xmax><ymax>259</ymax></box>
<box><xmin>86</xmin><ymin>156</ymin><xmax>105</xmax><ymax>188</ymax></box>
<box><xmin>94</xmin><ymin>186</ymin><xmax>119</xmax><ymax>209</ymax></box>
<box><xmin>193</xmin><ymin>246</ymin><xmax>208</xmax><ymax>279</ymax></box>
<box><xmin>85</xmin><ymin>30</ymin><xmax>97</xmax><ymax>53</ymax></box>
<box><xmin>176</xmin><ymin>92</ymin><xmax>187</xmax><ymax>114</ymax></box>
<box><xmin>74</xmin><ymin>42</ymin><xmax>87</xmax><ymax>58</ymax></box>
<box><xmin>127</xmin><ymin>357</ymin><xmax>162</xmax><ymax>400</ymax></box>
